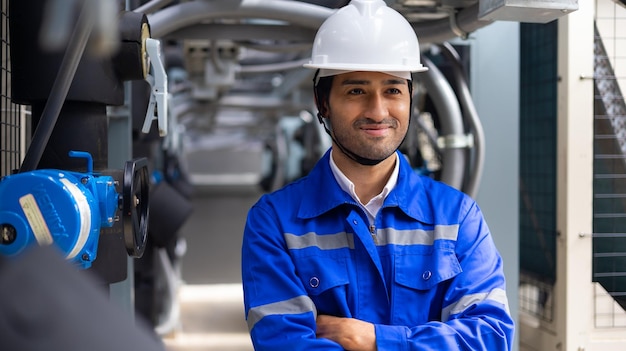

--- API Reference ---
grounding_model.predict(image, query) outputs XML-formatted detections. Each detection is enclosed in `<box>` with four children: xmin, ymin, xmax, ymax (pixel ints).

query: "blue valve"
<box><xmin>0</xmin><ymin>151</ymin><xmax>120</xmax><ymax>269</ymax></box>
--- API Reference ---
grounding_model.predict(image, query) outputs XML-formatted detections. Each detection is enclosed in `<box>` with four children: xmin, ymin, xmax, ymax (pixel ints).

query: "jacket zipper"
<box><xmin>369</xmin><ymin>224</ymin><xmax>377</xmax><ymax>244</ymax></box>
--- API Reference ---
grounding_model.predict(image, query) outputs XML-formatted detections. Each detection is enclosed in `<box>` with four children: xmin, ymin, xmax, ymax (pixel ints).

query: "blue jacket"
<box><xmin>242</xmin><ymin>150</ymin><xmax>514</xmax><ymax>350</ymax></box>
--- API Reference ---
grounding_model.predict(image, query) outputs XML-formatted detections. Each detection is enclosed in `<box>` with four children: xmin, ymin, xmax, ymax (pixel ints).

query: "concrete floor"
<box><xmin>162</xmin><ymin>186</ymin><xmax>263</xmax><ymax>351</ymax></box>
<box><xmin>162</xmin><ymin>284</ymin><xmax>253</xmax><ymax>351</ymax></box>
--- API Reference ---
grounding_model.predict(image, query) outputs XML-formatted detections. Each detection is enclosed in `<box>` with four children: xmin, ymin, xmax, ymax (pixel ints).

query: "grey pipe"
<box><xmin>414</xmin><ymin>4</ymin><xmax>493</xmax><ymax>45</ymax></box>
<box><xmin>163</xmin><ymin>23</ymin><xmax>316</xmax><ymax>43</ymax></box>
<box><xmin>419</xmin><ymin>57</ymin><xmax>466</xmax><ymax>190</ymax></box>
<box><xmin>148</xmin><ymin>0</ymin><xmax>334</xmax><ymax>39</ymax></box>
<box><xmin>132</xmin><ymin>0</ymin><xmax>173</xmax><ymax>14</ymax></box>
<box><xmin>154</xmin><ymin>247</ymin><xmax>181</xmax><ymax>336</ymax></box>
<box><xmin>149</xmin><ymin>1</ymin><xmax>491</xmax><ymax>45</ymax></box>
<box><xmin>239</xmin><ymin>58</ymin><xmax>311</xmax><ymax>74</ymax></box>
<box><xmin>439</xmin><ymin>42</ymin><xmax>485</xmax><ymax>198</ymax></box>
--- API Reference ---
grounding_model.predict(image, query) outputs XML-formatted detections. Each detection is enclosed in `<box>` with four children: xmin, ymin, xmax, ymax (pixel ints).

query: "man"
<box><xmin>241</xmin><ymin>0</ymin><xmax>515</xmax><ymax>350</ymax></box>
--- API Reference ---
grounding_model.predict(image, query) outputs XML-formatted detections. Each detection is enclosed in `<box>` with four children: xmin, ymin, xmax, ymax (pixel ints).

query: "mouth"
<box><xmin>359</xmin><ymin>123</ymin><xmax>394</xmax><ymax>137</ymax></box>
<box><xmin>361</xmin><ymin>125</ymin><xmax>391</xmax><ymax>137</ymax></box>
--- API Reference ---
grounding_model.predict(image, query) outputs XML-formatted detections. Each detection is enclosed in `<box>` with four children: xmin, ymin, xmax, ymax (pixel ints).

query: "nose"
<box><xmin>364</xmin><ymin>93</ymin><xmax>389</xmax><ymax>122</ymax></box>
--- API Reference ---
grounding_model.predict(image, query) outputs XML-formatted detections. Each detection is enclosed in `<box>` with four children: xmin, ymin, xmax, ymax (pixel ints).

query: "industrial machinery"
<box><xmin>0</xmin><ymin>152</ymin><xmax>150</xmax><ymax>269</ymax></box>
<box><xmin>1</xmin><ymin>0</ymin><xmax>588</xmax><ymax>345</ymax></box>
<box><xmin>3</xmin><ymin>0</ymin><xmax>168</xmax><ymax>281</ymax></box>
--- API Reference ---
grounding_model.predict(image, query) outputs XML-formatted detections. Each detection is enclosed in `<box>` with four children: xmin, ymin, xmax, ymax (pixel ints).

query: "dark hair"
<box><xmin>313</xmin><ymin>75</ymin><xmax>334</xmax><ymax>117</ymax></box>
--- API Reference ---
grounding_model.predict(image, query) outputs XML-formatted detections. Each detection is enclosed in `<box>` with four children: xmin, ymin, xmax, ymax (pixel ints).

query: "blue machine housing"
<box><xmin>0</xmin><ymin>169</ymin><xmax>118</xmax><ymax>269</ymax></box>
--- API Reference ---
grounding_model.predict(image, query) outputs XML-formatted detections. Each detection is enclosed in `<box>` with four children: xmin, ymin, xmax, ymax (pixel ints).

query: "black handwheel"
<box><xmin>122</xmin><ymin>158</ymin><xmax>150</xmax><ymax>258</ymax></box>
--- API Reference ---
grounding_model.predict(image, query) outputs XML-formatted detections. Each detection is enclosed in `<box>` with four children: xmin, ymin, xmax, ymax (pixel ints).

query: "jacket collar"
<box><xmin>297</xmin><ymin>149</ymin><xmax>434</xmax><ymax>224</ymax></box>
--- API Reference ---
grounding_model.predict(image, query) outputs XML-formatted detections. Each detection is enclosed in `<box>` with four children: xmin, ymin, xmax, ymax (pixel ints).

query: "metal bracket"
<box><xmin>578</xmin><ymin>232</ymin><xmax>626</xmax><ymax>238</ymax></box>
<box><xmin>437</xmin><ymin>133</ymin><xmax>474</xmax><ymax>149</ymax></box>
<box><xmin>143</xmin><ymin>38</ymin><xmax>168</xmax><ymax>136</ymax></box>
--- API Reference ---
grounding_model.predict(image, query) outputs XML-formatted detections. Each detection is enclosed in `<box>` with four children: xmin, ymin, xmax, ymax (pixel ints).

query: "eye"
<box><xmin>386</xmin><ymin>87</ymin><xmax>402</xmax><ymax>94</ymax></box>
<box><xmin>348</xmin><ymin>88</ymin><xmax>365</xmax><ymax>95</ymax></box>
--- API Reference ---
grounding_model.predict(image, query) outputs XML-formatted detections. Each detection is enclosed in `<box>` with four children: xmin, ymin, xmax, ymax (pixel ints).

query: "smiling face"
<box><xmin>324</xmin><ymin>71</ymin><xmax>411</xmax><ymax>165</ymax></box>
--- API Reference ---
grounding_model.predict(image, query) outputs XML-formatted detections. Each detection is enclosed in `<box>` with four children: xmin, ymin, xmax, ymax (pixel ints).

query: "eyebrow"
<box><xmin>340</xmin><ymin>78</ymin><xmax>407</xmax><ymax>86</ymax></box>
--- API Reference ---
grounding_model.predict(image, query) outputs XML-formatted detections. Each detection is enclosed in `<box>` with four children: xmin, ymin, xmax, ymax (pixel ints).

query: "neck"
<box><xmin>331</xmin><ymin>148</ymin><xmax>396</xmax><ymax>204</ymax></box>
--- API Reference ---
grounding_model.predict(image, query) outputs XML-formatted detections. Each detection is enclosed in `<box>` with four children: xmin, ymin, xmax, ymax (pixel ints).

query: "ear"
<box><xmin>315</xmin><ymin>98</ymin><xmax>329</xmax><ymax>125</ymax></box>
<box><xmin>316</xmin><ymin>99</ymin><xmax>329</xmax><ymax>118</ymax></box>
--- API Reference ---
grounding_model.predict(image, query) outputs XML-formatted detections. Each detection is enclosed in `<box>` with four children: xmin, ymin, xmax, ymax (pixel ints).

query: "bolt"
<box><xmin>81</xmin><ymin>177</ymin><xmax>89</xmax><ymax>185</ymax></box>
<box><xmin>1</xmin><ymin>224</ymin><xmax>17</xmax><ymax>244</ymax></box>
<box><xmin>107</xmin><ymin>217</ymin><xmax>113</xmax><ymax>223</ymax></box>
<box><xmin>82</xmin><ymin>253</ymin><xmax>90</xmax><ymax>261</ymax></box>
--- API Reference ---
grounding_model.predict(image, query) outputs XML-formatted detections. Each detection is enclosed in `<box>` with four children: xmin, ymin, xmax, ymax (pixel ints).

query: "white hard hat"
<box><xmin>303</xmin><ymin>0</ymin><xmax>427</xmax><ymax>73</ymax></box>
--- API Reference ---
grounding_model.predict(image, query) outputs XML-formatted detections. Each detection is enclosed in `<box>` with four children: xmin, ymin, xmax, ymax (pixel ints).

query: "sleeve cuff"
<box><xmin>374</xmin><ymin>324</ymin><xmax>408</xmax><ymax>351</ymax></box>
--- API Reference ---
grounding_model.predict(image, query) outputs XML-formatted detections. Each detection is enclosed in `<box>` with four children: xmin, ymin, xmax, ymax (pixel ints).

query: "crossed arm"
<box><xmin>316</xmin><ymin>315</ymin><xmax>377</xmax><ymax>351</ymax></box>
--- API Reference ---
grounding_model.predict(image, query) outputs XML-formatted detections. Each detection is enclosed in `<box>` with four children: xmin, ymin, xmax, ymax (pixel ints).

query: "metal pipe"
<box><xmin>419</xmin><ymin>57</ymin><xmax>466</xmax><ymax>190</ymax></box>
<box><xmin>132</xmin><ymin>0</ymin><xmax>173</xmax><ymax>14</ymax></box>
<box><xmin>413</xmin><ymin>4</ymin><xmax>493</xmax><ymax>45</ymax></box>
<box><xmin>148</xmin><ymin>1</ymin><xmax>491</xmax><ymax>46</ymax></box>
<box><xmin>163</xmin><ymin>23</ymin><xmax>316</xmax><ymax>43</ymax></box>
<box><xmin>238</xmin><ymin>58</ymin><xmax>311</xmax><ymax>74</ymax></box>
<box><xmin>439</xmin><ymin>42</ymin><xmax>485</xmax><ymax>198</ymax></box>
<box><xmin>154</xmin><ymin>247</ymin><xmax>182</xmax><ymax>336</ymax></box>
<box><xmin>148</xmin><ymin>0</ymin><xmax>334</xmax><ymax>38</ymax></box>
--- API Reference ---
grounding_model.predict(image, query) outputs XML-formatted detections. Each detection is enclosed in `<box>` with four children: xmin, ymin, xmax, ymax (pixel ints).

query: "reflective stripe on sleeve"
<box><xmin>441</xmin><ymin>288</ymin><xmax>509</xmax><ymax>321</ymax></box>
<box><xmin>247</xmin><ymin>295</ymin><xmax>318</xmax><ymax>331</ymax></box>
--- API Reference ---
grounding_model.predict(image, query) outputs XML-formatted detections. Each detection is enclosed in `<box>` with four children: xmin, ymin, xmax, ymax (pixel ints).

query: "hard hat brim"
<box><xmin>303</xmin><ymin>62</ymin><xmax>428</xmax><ymax>73</ymax></box>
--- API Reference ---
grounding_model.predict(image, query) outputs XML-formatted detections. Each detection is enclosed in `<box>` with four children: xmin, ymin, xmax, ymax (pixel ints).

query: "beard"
<box><xmin>329</xmin><ymin>117</ymin><xmax>407</xmax><ymax>164</ymax></box>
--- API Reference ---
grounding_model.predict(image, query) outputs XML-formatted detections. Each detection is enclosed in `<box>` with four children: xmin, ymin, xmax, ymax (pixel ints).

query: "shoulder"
<box><xmin>419</xmin><ymin>174</ymin><xmax>470</xmax><ymax>205</ymax></box>
<box><xmin>397</xmin><ymin>164</ymin><xmax>477</xmax><ymax>224</ymax></box>
<box><xmin>251</xmin><ymin>174</ymin><xmax>313</xmax><ymax>214</ymax></box>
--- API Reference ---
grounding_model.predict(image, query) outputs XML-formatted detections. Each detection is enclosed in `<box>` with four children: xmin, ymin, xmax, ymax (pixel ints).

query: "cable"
<box><xmin>19</xmin><ymin>1</ymin><xmax>94</xmax><ymax>172</ymax></box>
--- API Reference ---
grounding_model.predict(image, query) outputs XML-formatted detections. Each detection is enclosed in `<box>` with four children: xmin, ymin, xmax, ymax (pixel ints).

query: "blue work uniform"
<box><xmin>242</xmin><ymin>149</ymin><xmax>514</xmax><ymax>350</ymax></box>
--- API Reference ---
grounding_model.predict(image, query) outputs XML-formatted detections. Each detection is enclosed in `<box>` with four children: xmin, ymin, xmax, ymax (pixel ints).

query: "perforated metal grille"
<box><xmin>593</xmin><ymin>0</ymin><xmax>626</xmax><ymax>328</ymax></box>
<box><xmin>1</xmin><ymin>0</ymin><xmax>28</xmax><ymax>177</ymax></box>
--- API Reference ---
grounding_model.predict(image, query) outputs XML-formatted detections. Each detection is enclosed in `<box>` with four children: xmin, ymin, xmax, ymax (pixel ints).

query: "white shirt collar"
<box><xmin>329</xmin><ymin>150</ymin><xmax>399</xmax><ymax>223</ymax></box>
